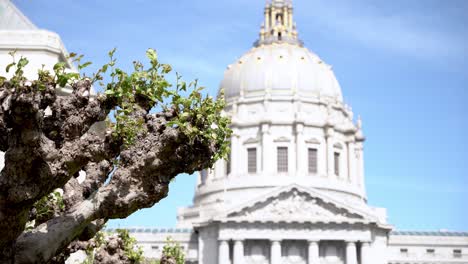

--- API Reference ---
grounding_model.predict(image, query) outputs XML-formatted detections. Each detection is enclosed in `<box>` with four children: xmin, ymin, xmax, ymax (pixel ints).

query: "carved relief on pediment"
<box><xmin>228</xmin><ymin>189</ymin><xmax>363</xmax><ymax>221</ymax></box>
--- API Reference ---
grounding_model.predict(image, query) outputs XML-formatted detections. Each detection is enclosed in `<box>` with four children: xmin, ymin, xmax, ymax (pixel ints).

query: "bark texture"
<box><xmin>0</xmin><ymin>79</ymin><xmax>219</xmax><ymax>263</ymax></box>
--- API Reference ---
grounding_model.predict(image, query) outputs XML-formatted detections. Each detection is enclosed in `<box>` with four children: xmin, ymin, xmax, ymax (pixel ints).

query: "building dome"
<box><xmin>178</xmin><ymin>0</ymin><xmax>367</xmax><ymax>228</ymax></box>
<box><xmin>221</xmin><ymin>43</ymin><xmax>343</xmax><ymax>101</ymax></box>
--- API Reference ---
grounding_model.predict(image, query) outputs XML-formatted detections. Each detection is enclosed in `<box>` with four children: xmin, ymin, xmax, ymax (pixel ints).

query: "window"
<box><xmin>308</xmin><ymin>148</ymin><xmax>318</xmax><ymax>174</ymax></box>
<box><xmin>400</xmin><ymin>248</ymin><xmax>408</xmax><ymax>256</ymax></box>
<box><xmin>277</xmin><ymin>147</ymin><xmax>288</xmax><ymax>172</ymax></box>
<box><xmin>334</xmin><ymin>152</ymin><xmax>340</xmax><ymax>176</ymax></box>
<box><xmin>276</xmin><ymin>14</ymin><xmax>283</xmax><ymax>24</ymax></box>
<box><xmin>248</xmin><ymin>148</ymin><xmax>257</xmax><ymax>173</ymax></box>
<box><xmin>151</xmin><ymin>245</ymin><xmax>159</xmax><ymax>250</ymax></box>
<box><xmin>426</xmin><ymin>248</ymin><xmax>435</xmax><ymax>255</ymax></box>
<box><xmin>454</xmin><ymin>249</ymin><xmax>462</xmax><ymax>258</ymax></box>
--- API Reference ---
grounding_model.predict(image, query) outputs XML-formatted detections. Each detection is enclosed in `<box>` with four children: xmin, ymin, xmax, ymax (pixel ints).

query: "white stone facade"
<box><xmin>0</xmin><ymin>0</ymin><xmax>77</xmax><ymax>168</ymax></box>
<box><xmin>0</xmin><ymin>0</ymin><xmax>75</xmax><ymax>81</ymax></box>
<box><xmin>131</xmin><ymin>1</ymin><xmax>468</xmax><ymax>263</ymax></box>
<box><xmin>2</xmin><ymin>0</ymin><xmax>467</xmax><ymax>263</ymax></box>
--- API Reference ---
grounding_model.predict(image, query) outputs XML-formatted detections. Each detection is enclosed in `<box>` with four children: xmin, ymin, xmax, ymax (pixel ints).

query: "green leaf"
<box><xmin>68</xmin><ymin>52</ymin><xmax>77</xmax><ymax>58</ymax></box>
<box><xmin>53</xmin><ymin>62</ymin><xmax>66</xmax><ymax>72</ymax></box>
<box><xmin>101</xmin><ymin>64</ymin><xmax>108</xmax><ymax>73</ymax></box>
<box><xmin>57</xmin><ymin>75</ymin><xmax>68</xmax><ymax>87</ymax></box>
<box><xmin>108</xmin><ymin>48</ymin><xmax>116</xmax><ymax>58</ymax></box>
<box><xmin>162</xmin><ymin>64</ymin><xmax>172</xmax><ymax>74</ymax></box>
<box><xmin>180</xmin><ymin>112</ymin><xmax>190</xmax><ymax>119</ymax></box>
<box><xmin>78</xmin><ymin>61</ymin><xmax>92</xmax><ymax>70</ymax></box>
<box><xmin>5</xmin><ymin>62</ymin><xmax>15</xmax><ymax>73</ymax></box>
<box><xmin>37</xmin><ymin>83</ymin><xmax>46</xmax><ymax>91</ymax></box>
<box><xmin>105</xmin><ymin>90</ymin><xmax>115</xmax><ymax>95</ymax></box>
<box><xmin>17</xmin><ymin>57</ymin><xmax>29</xmax><ymax>68</ymax></box>
<box><xmin>146</xmin><ymin>48</ymin><xmax>158</xmax><ymax>62</ymax></box>
<box><xmin>65</xmin><ymin>73</ymin><xmax>80</xmax><ymax>81</ymax></box>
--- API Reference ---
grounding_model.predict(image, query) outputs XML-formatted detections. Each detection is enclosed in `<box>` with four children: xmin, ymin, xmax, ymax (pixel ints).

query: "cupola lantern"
<box><xmin>256</xmin><ymin>0</ymin><xmax>302</xmax><ymax>46</ymax></box>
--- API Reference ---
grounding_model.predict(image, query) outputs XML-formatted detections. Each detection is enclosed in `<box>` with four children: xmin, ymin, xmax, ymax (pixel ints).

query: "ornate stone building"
<box><xmin>125</xmin><ymin>1</ymin><xmax>468</xmax><ymax>263</ymax></box>
<box><xmin>1</xmin><ymin>0</ymin><xmax>467</xmax><ymax>263</ymax></box>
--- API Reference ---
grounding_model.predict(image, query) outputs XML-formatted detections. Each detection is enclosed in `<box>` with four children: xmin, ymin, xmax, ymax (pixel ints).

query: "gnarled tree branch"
<box><xmin>0</xmin><ymin>49</ymin><xmax>231</xmax><ymax>263</ymax></box>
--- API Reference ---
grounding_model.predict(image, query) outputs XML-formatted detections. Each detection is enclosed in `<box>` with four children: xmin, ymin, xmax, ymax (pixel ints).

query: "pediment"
<box><xmin>220</xmin><ymin>185</ymin><xmax>375</xmax><ymax>224</ymax></box>
<box><xmin>273</xmin><ymin>136</ymin><xmax>291</xmax><ymax>143</ymax></box>
<box><xmin>243</xmin><ymin>137</ymin><xmax>259</xmax><ymax>144</ymax></box>
<box><xmin>333</xmin><ymin>143</ymin><xmax>343</xmax><ymax>149</ymax></box>
<box><xmin>305</xmin><ymin>138</ymin><xmax>321</xmax><ymax>144</ymax></box>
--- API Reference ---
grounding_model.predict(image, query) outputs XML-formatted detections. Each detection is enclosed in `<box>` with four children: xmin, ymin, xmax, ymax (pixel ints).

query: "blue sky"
<box><xmin>12</xmin><ymin>0</ymin><xmax>468</xmax><ymax>231</ymax></box>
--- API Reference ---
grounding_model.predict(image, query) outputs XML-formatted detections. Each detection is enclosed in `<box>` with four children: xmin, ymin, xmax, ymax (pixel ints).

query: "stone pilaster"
<box><xmin>326</xmin><ymin>127</ymin><xmax>335</xmax><ymax>177</ymax></box>
<box><xmin>288</xmin><ymin>8</ymin><xmax>293</xmax><ymax>29</ymax></box>
<box><xmin>342</xmin><ymin>143</ymin><xmax>349</xmax><ymax>181</ymax></box>
<box><xmin>347</xmin><ymin>141</ymin><xmax>355</xmax><ymax>184</ymax></box>
<box><xmin>265</xmin><ymin>8</ymin><xmax>270</xmax><ymax>29</ymax></box>
<box><xmin>295</xmin><ymin>123</ymin><xmax>304</xmax><ymax>176</ymax></box>
<box><xmin>359</xmin><ymin>146</ymin><xmax>365</xmax><ymax>189</ymax></box>
<box><xmin>262</xmin><ymin>123</ymin><xmax>272</xmax><ymax>174</ymax></box>
<box><xmin>283</xmin><ymin>6</ymin><xmax>289</xmax><ymax>29</ymax></box>
<box><xmin>231</xmin><ymin>130</ymin><xmax>240</xmax><ymax>175</ymax></box>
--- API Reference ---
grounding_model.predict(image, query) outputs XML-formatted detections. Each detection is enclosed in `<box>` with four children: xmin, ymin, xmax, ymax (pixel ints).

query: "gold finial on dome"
<box><xmin>255</xmin><ymin>0</ymin><xmax>302</xmax><ymax>47</ymax></box>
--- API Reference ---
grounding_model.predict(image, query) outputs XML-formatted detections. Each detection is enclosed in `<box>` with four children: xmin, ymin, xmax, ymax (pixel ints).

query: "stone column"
<box><xmin>359</xmin><ymin>146</ymin><xmax>365</xmax><ymax>189</ymax></box>
<box><xmin>231</xmin><ymin>131</ymin><xmax>240</xmax><ymax>175</ymax></box>
<box><xmin>271</xmin><ymin>7</ymin><xmax>277</xmax><ymax>26</ymax></box>
<box><xmin>233</xmin><ymin>240</ymin><xmax>244</xmax><ymax>264</ymax></box>
<box><xmin>360</xmin><ymin>242</ymin><xmax>370</xmax><ymax>264</ymax></box>
<box><xmin>218</xmin><ymin>240</ymin><xmax>230</xmax><ymax>264</ymax></box>
<box><xmin>270</xmin><ymin>240</ymin><xmax>282</xmax><ymax>264</ymax></box>
<box><xmin>342</xmin><ymin>143</ymin><xmax>349</xmax><ymax>181</ymax></box>
<box><xmin>347</xmin><ymin>141</ymin><xmax>355</xmax><ymax>184</ymax></box>
<box><xmin>307</xmin><ymin>240</ymin><xmax>319</xmax><ymax>264</ymax></box>
<box><xmin>288</xmin><ymin>9</ymin><xmax>293</xmax><ymax>29</ymax></box>
<box><xmin>295</xmin><ymin>123</ymin><xmax>304</xmax><ymax>176</ymax></box>
<box><xmin>262</xmin><ymin>123</ymin><xmax>273</xmax><ymax>174</ymax></box>
<box><xmin>198</xmin><ymin>233</ymin><xmax>204</xmax><ymax>264</ymax></box>
<box><xmin>283</xmin><ymin>6</ymin><xmax>289</xmax><ymax>28</ymax></box>
<box><xmin>326</xmin><ymin>128</ymin><xmax>334</xmax><ymax>177</ymax></box>
<box><xmin>346</xmin><ymin>242</ymin><xmax>358</xmax><ymax>264</ymax></box>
